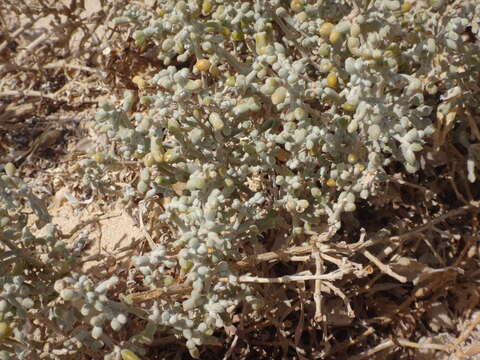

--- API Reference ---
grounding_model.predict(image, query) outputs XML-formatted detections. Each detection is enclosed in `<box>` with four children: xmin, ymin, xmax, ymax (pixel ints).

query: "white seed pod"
<box><xmin>275</xmin><ymin>175</ymin><xmax>285</xmax><ymax>185</ymax></box>
<box><xmin>91</xmin><ymin>326</ymin><xmax>103</xmax><ymax>339</ymax></box>
<box><xmin>347</xmin><ymin>37</ymin><xmax>360</xmax><ymax>54</ymax></box>
<box><xmin>344</xmin><ymin>202</ymin><xmax>356</xmax><ymax>212</ymax></box>
<box><xmin>94</xmin><ymin>300</ymin><xmax>104</xmax><ymax>312</ymax></box>
<box><xmin>0</xmin><ymin>300</ymin><xmax>7</xmax><ymax>312</ymax></box>
<box><xmin>204</xmin><ymin>206</ymin><xmax>216</xmax><ymax>221</ymax></box>
<box><xmin>197</xmin><ymin>322</ymin><xmax>208</xmax><ymax>333</ymax></box>
<box><xmin>403</xmin><ymin>147</ymin><xmax>416</xmax><ymax>165</ymax></box>
<box><xmin>133</xmin><ymin>255</ymin><xmax>149</xmax><ymax>267</ymax></box>
<box><xmin>183</xmin><ymin>298</ymin><xmax>196</xmax><ymax>311</ymax></box>
<box><xmin>430</xmin><ymin>0</ymin><xmax>445</xmax><ymax>10</ymax></box>
<box><xmin>404</xmin><ymin>129</ymin><xmax>418</xmax><ymax>142</ymax></box>
<box><xmin>265</xmin><ymin>54</ymin><xmax>277</xmax><ymax>64</ymax></box>
<box><xmin>426</xmin><ymin>38</ymin><xmax>436</xmax><ymax>53</ymax></box>
<box><xmin>150</xmin><ymin>136</ymin><xmax>164</xmax><ymax>162</ymax></box>
<box><xmin>233</xmin><ymin>103</ymin><xmax>251</xmax><ymax>116</ymax></box>
<box><xmin>192</xmin><ymin>280</ymin><xmax>204</xmax><ymax>294</ymax></box>
<box><xmin>197</xmin><ymin>244</ymin><xmax>208</xmax><ymax>254</ymax></box>
<box><xmin>292</xmin><ymin>61</ymin><xmax>305</xmax><ymax>73</ymax></box>
<box><xmin>335</xmin><ymin>21</ymin><xmax>350</xmax><ymax>34</ymax></box>
<box><xmin>145</xmin><ymin>188</ymin><xmax>157</xmax><ymax>199</ymax></box>
<box><xmin>318</xmin><ymin>43</ymin><xmax>330</xmax><ymax>56</ymax></box>
<box><xmin>197</xmin><ymin>266</ymin><xmax>209</xmax><ymax>276</ymax></box>
<box><xmin>208</xmin><ymin>303</ymin><xmax>224</xmax><ymax>314</ymax></box>
<box><xmin>306</xmin><ymin>139</ymin><xmax>314</xmax><ymax>149</ymax></box>
<box><xmin>215</xmin><ymin>317</ymin><xmax>225</xmax><ymax>327</ymax></box>
<box><xmin>296</xmin><ymin>199</ymin><xmax>309</xmax><ymax>213</ymax></box>
<box><xmin>235</xmin><ymin>75</ymin><xmax>246</xmax><ymax>88</ymax></box>
<box><xmin>311</xmin><ymin>187</ymin><xmax>322</xmax><ymax>198</ymax></box>
<box><xmin>257</xmin><ymin>67</ymin><xmax>268</xmax><ymax>79</ymax></box>
<box><xmin>167</xmin><ymin>313</ymin><xmax>178</xmax><ymax>326</ymax></box>
<box><xmin>111</xmin><ymin>319</ymin><xmax>122</xmax><ymax>331</ymax></box>
<box><xmin>406</xmin><ymin>77</ymin><xmax>422</xmax><ymax>96</ymax></box>
<box><xmin>4</xmin><ymin>163</ymin><xmax>16</xmax><ymax>177</ymax></box>
<box><xmin>81</xmin><ymin>305</ymin><xmax>92</xmax><ymax>317</ymax></box>
<box><xmin>285</xmin><ymin>199</ymin><xmax>296</xmax><ymax>212</ymax></box>
<box><xmin>294</xmin><ymin>107</ymin><xmax>306</xmax><ymax>121</ymax></box>
<box><xmin>352</xmin><ymin>183</ymin><xmax>363</xmax><ymax>192</ymax></box>
<box><xmin>260</xmin><ymin>84</ymin><xmax>276</xmax><ymax>95</ymax></box>
<box><xmin>271</xmin><ymin>87</ymin><xmax>287</xmax><ymax>105</ymax></box>
<box><xmin>149</xmin><ymin>308</ymin><xmax>161</xmax><ymax>323</ymax></box>
<box><xmin>185</xmin><ymin>79</ymin><xmax>202</xmax><ymax>91</ymax></box>
<box><xmin>163</xmin><ymin>148</ymin><xmax>180</xmax><ymax>163</ymax></box>
<box><xmin>189</xmin><ymin>128</ymin><xmax>204</xmax><ymax>144</ymax></box>
<box><xmin>385</xmin><ymin>0</ymin><xmax>400</xmax><ymax>10</ymax></box>
<box><xmin>246</xmin><ymin>97</ymin><xmax>261</xmax><ymax>112</ymax></box>
<box><xmin>348</xmin><ymin>119</ymin><xmax>359</xmax><ymax>133</ymax></box>
<box><xmin>368</xmin><ymin>124</ymin><xmax>381</xmax><ymax>140</ymax></box>
<box><xmin>287</xmin><ymin>73</ymin><xmax>298</xmax><ymax>85</ymax></box>
<box><xmin>467</xmin><ymin>159</ymin><xmax>476</xmax><ymax>183</ymax></box>
<box><xmin>95</xmin><ymin>276</ymin><xmax>119</xmax><ymax>294</ymax></box>
<box><xmin>416</xmin><ymin>105</ymin><xmax>432</xmax><ymax>116</ymax></box>
<box><xmin>161</xmin><ymin>38</ymin><xmax>175</xmax><ymax>51</ymax></box>
<box><xmin>21</xmin><ymin>298</ymin><xmax>34</xmax><ymax>309</ymax></box>
<box><xmin>185</xmin><ymin>174</ymin><xmax>206</xmax><ymax>190</ymax></box>
<box><xmin>319</xmin><ymin>59</ymin><xmax>332</xmax><ymax>73</ymax></box>
<box><xmin>177</xmin><ymin>52</ymin><xmax>189</xmax><ymax>62</ymax></box>
<box><xmin>294</xmin><ymin>128</ymin><xmax>307</xmax><ymax>144</ymax></box>
<box><xmin>346</xmin><ymin>87</ymin><xmax>360</xmax><ymax>106</ymax></box>
<box><xmin>360</xmin><ymin>189</ymin><xmax>369</xmax><ymax>199</ymax></box>
<box><xmin>409</xmin><ymin>143</ymin><xmax>423</xmax><ymax>152</ymax></box>
<box><xmin>173</xmin><ymin>68</ymin><xmax>190</xmax><ymax>85</ymax></box>
<box><xmin>86</xmin><ymin>291</ymin><xmax>96</xmax><ymax>302</ymax></box>
<box><xmin>405</xmin><ymin>162</ymin><xmax>418</xmax><ymax>173</ymax></box>
<box><xmin>209</xmin><ymin>112</ymin><xmax>224</xmax><ymax>131</ymax></box>
<box><xmin>323</xmin><ymin>88</ymin><xmax>341</xmax><ymax>102</ymax></box>
<box><xmin>60</xmin><ymin>289</ymin><xmax>77</xmax><ymax>301</ymax></box>
<box><xmin>350</xmin><ymin>23</ymin><xmax>361</xmax><ymax>37</ymax></box>
<box><xmin>345</xmin><ymin>57</ymin><xmax>356</xmax><ymax>74</ymax></box>
<box><xmin>345</xmin><ymin>192</ymin><xmax>356</xmax><ymax>203</ymax></box>
<box><xmin>201</xmin><ymin>41</ymin><xmax>213</xmax><ymax>52</ymax></box>
<box><xmin>278</xmin><ymin>68</ymin><xmax>289</xmax><ymax>79</ymax></box>
<box><xmin>140</xmin><ymin>168</ymin><xmax>150</xmax><ymax>181</ymax></box>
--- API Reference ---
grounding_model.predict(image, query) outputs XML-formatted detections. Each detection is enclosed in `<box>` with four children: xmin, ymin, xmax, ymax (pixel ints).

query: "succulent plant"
<box><xmin>1</xmin><ymin>0</ymin><xmax>480</xmax><ymax>358</ymax></box>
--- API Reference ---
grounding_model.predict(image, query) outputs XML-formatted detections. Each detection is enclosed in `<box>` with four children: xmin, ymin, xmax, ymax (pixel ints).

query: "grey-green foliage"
<box><xmin>84</xmin><ymin>0</ymin><xmax>480</xmax><ymax>356</ymax></box>
<box><xmin>0</xmin><ymin>170</ymin><xmax>146</xmax><ymax>359</ymax></box>
<box><xmin>91</xmin><ymin>0</ymin><xmax>479</xmax><ymax>357</ymax></box>
<box><xmin>0</xmin><ymin>172</ymin><xmax>80</xmax><ymax>359</ymax></box>
<box><xmin>2</xmin><ymin>0</ymin><xmax>480</xmax><ymax>359</ymax></box>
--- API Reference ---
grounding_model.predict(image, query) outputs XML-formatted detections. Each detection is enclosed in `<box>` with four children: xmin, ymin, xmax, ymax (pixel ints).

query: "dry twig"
<box><xmin>362</xmin><ymin>249</ymin><xmax>407</xmax><ymax>283</ymax></box>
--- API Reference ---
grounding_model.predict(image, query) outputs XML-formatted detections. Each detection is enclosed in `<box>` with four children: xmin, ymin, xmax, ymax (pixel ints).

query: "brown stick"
<box><xmin>0</xmin><ymin>89</ymin><xmax>61</xmax><ymax>101</ymax></box>
<box><xmin>233</xmin><ymin>269</ymin><xmax>349</xmax><ymax>284</ymax></box>
<box><xmin>312</xmin><ymin>247</ymin><xmax>324</xmax><ymax>322</ymax></box>
<box><xmin>0</xmin><ymin>18</ymin><xmax>36</xmax><ymax>53</ymax></box>
<box><xmin>451</xmin><ymin>312</ymin><xmax>480</xmax><ymax>353</ymax></box>
<box><xmin>362</xmin><ymin>249</ymin><xmax>407</xmax><ymax>283</ymax></box>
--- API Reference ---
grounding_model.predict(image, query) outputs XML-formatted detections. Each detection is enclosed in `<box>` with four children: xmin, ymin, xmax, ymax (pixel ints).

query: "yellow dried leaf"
<box><xmin>195</xmin><ymin>59</ymin><xmax>211</xmax><ymax>72</ymax></box>
<box><xmin>121</xmin><ymin>349</ymin><xmax>141</xmax><ymax>360</ymax></box>
<box><xmin>132</xmin><ymin>75</ymin><xmax>146</xmax><ymax>89</ymax></box>
<box><xmin>326</xmin><ymin>178</ymin><xmax>337</xmax><ymax>187</ymax></box>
